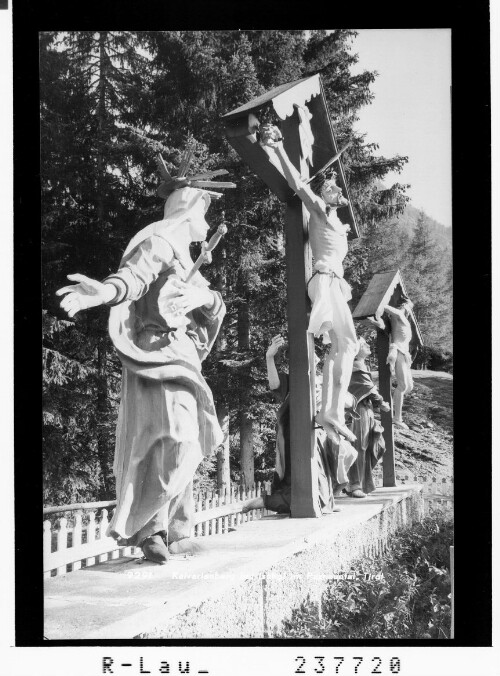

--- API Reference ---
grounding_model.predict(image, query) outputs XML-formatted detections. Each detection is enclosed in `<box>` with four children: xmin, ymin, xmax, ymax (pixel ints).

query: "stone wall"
<box><xmin>139</xmin><ymin>487</ymin><xmax>423</xmax><ymax>638</ymax></box>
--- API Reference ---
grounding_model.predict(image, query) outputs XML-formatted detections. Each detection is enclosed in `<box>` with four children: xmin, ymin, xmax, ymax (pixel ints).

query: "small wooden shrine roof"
<box><xmin>353</xmin><ymin>269</ymin><xmax>424</xmax><ymax>347</ymax></box>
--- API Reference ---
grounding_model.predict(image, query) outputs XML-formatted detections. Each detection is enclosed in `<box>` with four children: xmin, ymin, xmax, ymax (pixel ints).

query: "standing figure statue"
<box><xmin>259</xmin><ymin>124</ymin><xmax>357</xmax><ymax>443</ymax></box>
<box><xmin>345</xmin><ymin>337</ymin><xmax>390</xmax><ymax>498</ymax></box>
<box><xmin>367</xmin><ymin>295</ymin><xmax>415</xmax><ymax>429</ymax></box>
<box><xmin>237</xmin><ymin>334</ymin><xmax>357</xmax><ymax>516</ymax></box>
<box><xmin>56</xmin><ymin>156</ymin><xmax>235</xmax><ymax>564</ymax></box>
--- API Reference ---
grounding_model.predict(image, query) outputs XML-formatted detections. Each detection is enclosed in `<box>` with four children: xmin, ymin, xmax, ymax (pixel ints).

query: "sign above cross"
<box><xmin>223</xmin><ymin>74</ymin><xmax>359</xmax><ymax>239</ymax></box>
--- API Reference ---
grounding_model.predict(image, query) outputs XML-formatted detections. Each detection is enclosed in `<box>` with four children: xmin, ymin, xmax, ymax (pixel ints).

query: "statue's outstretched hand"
<box><xmin>259</xmin><ymin>124</ymin><xmax>283</xmax><ymax>149</ymax></box>
<box><xmin>159</xmin><ymin>278</ymin><xmax>213</xmax><ymax>317</ymax></box>
<box><xmin>266</xmin><ymin>334</ymin><xmax>285</xmax><ymax>359</ymax></box>
<box><xmin>364</xmin><ymin>315</ymin><xmax>386</xmax><ymax>330</ymax></box>
<box><xmin>56</xmin><ymin>274</ymin><xmax>115</xmax><ymax>317</ymax></box>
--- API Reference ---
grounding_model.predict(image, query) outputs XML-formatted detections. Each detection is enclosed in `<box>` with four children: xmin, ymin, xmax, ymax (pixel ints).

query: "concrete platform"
<box><xmin>44</xmin><ymin>485</ymin><xmax>423</xmax><ymax>639</ymax></box>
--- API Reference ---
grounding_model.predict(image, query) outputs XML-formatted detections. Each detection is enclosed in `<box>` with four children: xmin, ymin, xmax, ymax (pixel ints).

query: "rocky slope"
<box><xmin>372</xmin><ymin>370</ymin><xmax>453</xmax><ymax>484</ymax></box>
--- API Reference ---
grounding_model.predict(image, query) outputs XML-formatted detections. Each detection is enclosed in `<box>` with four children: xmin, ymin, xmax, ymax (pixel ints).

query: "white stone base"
<box><xmin>44</xmin><ymin>485</ymin><xmax>423</xmax><ymax>639</ymax></box>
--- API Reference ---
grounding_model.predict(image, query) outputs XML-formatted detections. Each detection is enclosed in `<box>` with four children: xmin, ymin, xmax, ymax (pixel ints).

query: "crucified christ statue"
<box><xmin>259</xmin><ymin>123</ymin><xmax>357</xmax><ymax>443</ymax></box>
<box><xmin>366</xmin><ymin>296</ymin><xmax>415</xmax><ymax>429</ymax></box>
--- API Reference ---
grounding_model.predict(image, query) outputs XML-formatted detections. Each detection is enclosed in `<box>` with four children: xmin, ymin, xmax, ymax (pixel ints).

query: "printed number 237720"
<box><xmin>294</xmin><ymin>656</ymin><xmax>401</xmax><ymax>675</ymax></box>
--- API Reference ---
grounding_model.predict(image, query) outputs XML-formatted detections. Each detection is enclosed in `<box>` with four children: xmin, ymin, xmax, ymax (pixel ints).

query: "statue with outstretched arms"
<box><xmin>365</xmin><ymin>296</ymin><xmax>415</xmax><ymax>428</ymax></box>
<box><xmin>259</xmin><ymin>123</ymin><xmax>357</xmax><ymax>444</ymax></box>
<box><xmin>57</xmin><ymin>151</ymin><xmax>234</xmax><ymax>564</ymax></box>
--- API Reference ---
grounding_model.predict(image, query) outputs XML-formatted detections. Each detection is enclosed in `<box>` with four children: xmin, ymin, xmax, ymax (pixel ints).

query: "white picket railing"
<box><xmin>43</xmin><ymin>482</ymin><xmax>272</xmax><ymax>578</ymax></box>
<box><xmin>372</xmin><ymin>472</ymin><xmax>454</xmax><ymax>515</ymax></box>
<box><xmin>44</xmin><ymin>475</ymin><xmax>452</xmax><ymax>578</ymax></box>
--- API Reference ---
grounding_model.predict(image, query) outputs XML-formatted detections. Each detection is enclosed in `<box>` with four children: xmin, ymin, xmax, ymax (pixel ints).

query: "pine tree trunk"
<box><xmin>238</xmin><ymin>300</ymin><xmax>254</xmax><ymax>488</ymax></box>
<box><xmin>240</xmin><ymin>410</ymin><xmax>254</xmax><ymax>488</ymax></box>
<box><xmin>214</xmin><ymin>256</ymin><xmax>231</xmax><ymax>491</ymax></box>
<box><xmin>96</xmin><ymin>338</ymin><xmax>110</xmax><ymax>497</ymax></box>
<box><xmin>216</xmin><ymin>403</ymin><xmax>231</xmax><ymax>491</ymax></box>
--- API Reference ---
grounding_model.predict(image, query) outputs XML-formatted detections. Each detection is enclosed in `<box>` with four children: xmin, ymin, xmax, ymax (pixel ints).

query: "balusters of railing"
<box><xmin>195</xmin><ymin>492</ymin><xmax>202</xmax><ymax>537</ymax></box>
<box><xmin>222</xmin><ymin>487</ymin><xmax>229</xmax><ymax>534</ymax></box>
<box><xmin>231</xmin><ymin>484</ymin><xmax>237</xmax><ymax>529</ymax></box>
<box><xmin>263</xmin><ymin>480</ymin><xmax>271</xmax><ymax>515</ymax></box>
<box><xmin>98</xmin><ymin>509</ymin><xmax>109</xmax><ymax>564</ymax></box>
<box><xmin>219</xmin><ymin>490</ymin><xmax>225</xmax><ymax>534</ymax></box>
<box><xmin>213</xmin><ymin>491</ymin><xmax>220</xmax><ymax>535</ymax></box>
<box><xmin>196</xmin><ymin>492</ymin><xmax>201</xmax><ymax>536</ymax></box>
<box><xmin>240</xmin><ymin>485</ymin><xmax>249</xmax><ymax>523</ymax></box>
<box><xmin>109</xmin><ymin>509</ymin><xmax>120</xmax><ymax>560</ymax></box>
<box><xmin>203</xmin><ymin>492</ymin><xmax>209</xmax><ymax>536</ymax></box>
<box><xmin>235</xmin><ymin>486</ymin><xmax>242</xmax><ymax>526</ymax></box>
<box><xmin>248</xmin><ymin>484</ymin><xmax>253</xmax><ymax>519</ymax></box>
<box><xmin>256</xmin><ymin>481</ymin><xmax>261</xmax><ymax>518</ymax></box>
<box><xmin>85</xmin><ymin>511</ymin><xmax>96</xmax><ymax>567</ymax></box>
<box><xmin>249</xmin><ymin>484</ymin><xmax>255</xmax><ymax>520</ymax></box>
<box><xmin>206</xmin><ymin>491</ymin><xmax>212</xmax><ymax>535</ymax></box>
<box><xmin>203</xmin><ymin>491</ymin><xmax>209</xmax><ymax>535</ymax></box>
<box><xmin>227</xmin><ymin>486</ymin><xmax>233</xmax><ymax>530</ymax></box>
<box><xmin>72</xmin><ymin>512</ymin><xmax>83</xmax><ymax>570</ymax></box>
<box><xmin>56</xmin><ymin>517</ymin><xmax>68</xmax><ymax>576</ymax></box>
<box><xmin>214</xmin><ymin>489</ymin><xmax>220</xmax><ymax>534</ymax></box>
<box><xmin>43</xmin><ymin>520</ymin><xmax>52</xmax><ymax>578</ymax></box>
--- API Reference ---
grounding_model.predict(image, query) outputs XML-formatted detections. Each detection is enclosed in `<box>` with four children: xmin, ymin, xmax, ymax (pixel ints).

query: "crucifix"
<box><xmin>352</xmin><ymin>269</ymin><xmax>423</xmax><ymax>486</ymax></box>
<box><xmin>223</xmin><ymin>75</ymin><xmax>359</xmax><ymax>517</ymax></box>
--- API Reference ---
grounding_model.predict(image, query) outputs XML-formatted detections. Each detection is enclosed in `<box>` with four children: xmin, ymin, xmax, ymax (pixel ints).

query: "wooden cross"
<box><xmin>352</xmin><ymin>269</ymin><xmax>423</xmax><ymax>486</ymax></box>
<box><xmin>223</xmin><ymin>75</ymin><xmax>359</xmax><ymax>517</ymax></box>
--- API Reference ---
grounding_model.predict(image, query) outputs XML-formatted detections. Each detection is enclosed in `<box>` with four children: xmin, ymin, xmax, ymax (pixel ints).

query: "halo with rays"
<box><xmin>156</xmin><ymin>146</ymin><xmax>236</xmax><ymax>200</ymax></box>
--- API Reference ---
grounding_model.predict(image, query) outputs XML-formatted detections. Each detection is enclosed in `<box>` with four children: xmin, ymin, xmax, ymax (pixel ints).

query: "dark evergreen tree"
<box><xmin>400</xmin><ymin>211</ymin><xmax>452</xmax><ymax>353</ymax></box>
<box><xmin>41</xmin><ymin>31</ymin><xmax>165</xmax><ymax>503</ymax></box>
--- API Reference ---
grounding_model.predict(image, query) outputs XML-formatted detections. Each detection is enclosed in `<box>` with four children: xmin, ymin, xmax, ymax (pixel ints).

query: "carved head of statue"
<box><xmin>311</xmin><ymin>170</ymin><xmax>349</xmax><ymax>208</ymax></box>
<box><xmin>398</xmin><ymin>294</ymin><xmax>414</xmax><ymax>315</ymax></box>
<box><xmin>162</xmin><ymin>187</ymin><xmax>211</xmax><ymax>243</ymax></box>
<box><xmin>355</xmin><ymin>336</ymin><xmax>371</xmax><ymax>360</ymax></box>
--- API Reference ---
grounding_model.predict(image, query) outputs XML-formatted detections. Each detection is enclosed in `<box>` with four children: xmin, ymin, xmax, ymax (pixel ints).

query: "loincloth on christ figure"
<box><xmin>387</xmin><ymin>343</ymin><xmax>414</xmax><ymax>388</ymax></box>
<box><xmin>306</xmin><ymin>210</ymin><xmax>352</xmax><ymax>344</ymax></box>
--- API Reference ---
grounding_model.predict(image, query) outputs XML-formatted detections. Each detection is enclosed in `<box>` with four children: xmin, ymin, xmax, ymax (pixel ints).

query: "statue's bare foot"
<box><xmin>168</xmin><ymin>538</ymin><xmax>209</xmax><ymax>556</ymax></box>
<box><xmin>323</xmin><ymin>416</ymin><xmax>356</xmax><ymax>443</ymax></box>
<box><xmin>141</xmin><ymin>533</ymin><xmax>170</xmax><ymax>565</ymax></box>
<box><xmin>351</xmin><ymin>489</ymin><xmax>367</xmax><ymax>498</ymax></box>
<box><xmin>393</xmin><ymin>419</ymin><xmax>409</xmax><ymax>429</ymax></box>
<box><xmin>332</xmin><ymin>504</ymin><xmax>342</xmax><ymax>512</ymax></box>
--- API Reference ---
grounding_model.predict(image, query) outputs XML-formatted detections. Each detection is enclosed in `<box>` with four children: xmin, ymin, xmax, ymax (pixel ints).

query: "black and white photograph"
<box><xmin>4</xmin><ymin>4</ymin><xmax>496</xmax><ymax>675</ymax></box>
